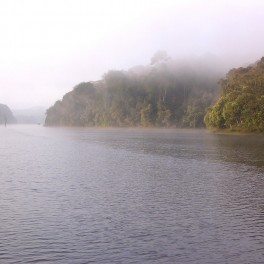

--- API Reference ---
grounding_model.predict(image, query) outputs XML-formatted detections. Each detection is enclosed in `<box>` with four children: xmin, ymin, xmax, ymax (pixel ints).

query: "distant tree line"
<box><xmin>45</xmin><ymin>52</ymin><xmax>224</xmax><ymax>128</ymax></box>
<box><xmin>204</xmin><ymin>57</ymin><xmax>264</xmax><ymax>132</ymax></box>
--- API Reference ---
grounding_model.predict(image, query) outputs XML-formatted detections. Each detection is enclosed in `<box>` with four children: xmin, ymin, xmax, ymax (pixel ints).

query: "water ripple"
<box><xmin>0</xmin><ymin>126</ymin><xmax>264</xmax><ymax>263</ymax></box>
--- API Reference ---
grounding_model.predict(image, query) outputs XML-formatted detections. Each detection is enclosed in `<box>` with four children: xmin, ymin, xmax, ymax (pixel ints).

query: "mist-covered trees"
<box><xmin>204</xmin><ymin>57</ymin><xmax>264</xmax><ymax>132</ymax></box>
<box><xmin>45</xmin><ymin>54</ymin><xmax>223</xmax><ymax>127</ymax></box>
<box><xmin>0</xmin><ymin>104</ymin><xmax>16</xmax><ymax>124</ymax></box>
<box><xmin>45</xmin><ymin>82</ymin><xmax>96</xmax><ymax>126</ymax></box>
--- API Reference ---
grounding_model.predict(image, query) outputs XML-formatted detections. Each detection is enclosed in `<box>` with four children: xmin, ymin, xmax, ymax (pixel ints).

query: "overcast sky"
<box><xmin>1</xmin><ymin>0</ymin><xmax>264</xmax><ymax>109</ymax></box>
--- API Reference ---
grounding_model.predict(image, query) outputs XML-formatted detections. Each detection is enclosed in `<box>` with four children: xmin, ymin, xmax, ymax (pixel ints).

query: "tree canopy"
<box><xmin>45</xmin><ymin>54</ymin><xmax>224</xmax><ymax>127</ymax></box>
<box><xmin>204</xmin><ymin>57</ymin><xmax>264</xmax><ymax>133</ymax></box>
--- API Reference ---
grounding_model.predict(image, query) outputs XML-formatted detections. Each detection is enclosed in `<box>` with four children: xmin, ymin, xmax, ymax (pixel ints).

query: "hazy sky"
<box><xmin>1</xmin><ymin>0</ymin><xmax>264</xmax><ymax>109</ymax></box>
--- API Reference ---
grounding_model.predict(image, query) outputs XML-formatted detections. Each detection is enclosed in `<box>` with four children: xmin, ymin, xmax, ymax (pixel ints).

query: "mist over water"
<box><xmin>1</xmin><ymin>1</ymin><xmax>264</xmax><ymax>263</ymax></box>
<box><xmin>0</xmin><ymin>125</ymin><xmax>263</xmax><ymax>263</ymax></box>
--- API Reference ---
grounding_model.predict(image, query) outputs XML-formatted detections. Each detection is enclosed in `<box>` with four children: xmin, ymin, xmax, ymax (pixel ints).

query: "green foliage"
<box><xmin>204</xmin><ymin>57</ymin><xmax>264</xmax><ymax>132</ymax></box>
<box><xmin>45</xmin><ymin>54</ymin><xmax>222</xmax><ymax>128</ymax></box>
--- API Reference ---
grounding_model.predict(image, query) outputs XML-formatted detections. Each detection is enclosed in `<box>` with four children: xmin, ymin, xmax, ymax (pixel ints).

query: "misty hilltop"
<box><xmin>2</xmin><ymin>1</ymin><xmax>264</xmax><ymax>109</ymax></box>
<box><xmin>45</xmin><ymin>54</ymin><xmax>264</xmax><ymax>131</ymax></box>
<box><xmin>45</xmin><ymin>53</ymin><xmax>225</xmax><ymax>128</ymax></box>
<box><xmin>0</xmin><ymin>104</ymin><xmax>16</xmax><ymax>124</ymax></box>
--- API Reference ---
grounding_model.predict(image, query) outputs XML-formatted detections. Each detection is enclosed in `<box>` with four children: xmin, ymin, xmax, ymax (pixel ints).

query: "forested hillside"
<box><xmin>0</xmin><ymin>104</ymin><xmax>16</xmax><ymax>124</ymax></box>
<box><xmin>204</xmin><ymin>57</ymin><xmax>264</xmax><ymax>132</ymax></box>
<box><xmin>45</xmin><ymin>53</ymin><xmax>224</xmax><ymax>127</ymax></box>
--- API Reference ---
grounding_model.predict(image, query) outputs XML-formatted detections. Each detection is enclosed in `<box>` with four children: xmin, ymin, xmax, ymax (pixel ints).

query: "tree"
<box><xmin>204</xmin><ymin>57</ymin><xmax>264</xmax><ymax>132</ymax></box>
<box><xmin>45</xmin><ymin>52</ymin><xmax>221</xmax><ymax>128</ymax></box>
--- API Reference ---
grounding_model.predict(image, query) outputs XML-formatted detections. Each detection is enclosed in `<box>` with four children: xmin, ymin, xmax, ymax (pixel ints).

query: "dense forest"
<box><xmin>0</xmin><ymin>104</ymin><xmax>16</xmax><ymax>124</ymax></box>
<box><xmin>45</xmin><ymin>52</ymin><xmax>223</xmax><ymax>127</ymax></box>
<box><xmin>204</xmin><ymin>57</ymin><xmax>264</xmax><ymax>132</ymax></box>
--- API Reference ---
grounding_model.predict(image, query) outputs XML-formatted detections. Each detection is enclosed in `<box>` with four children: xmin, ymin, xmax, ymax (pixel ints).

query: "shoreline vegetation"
<box><xmin>204</xmin><ymin>57</ymin><xmax>264</xmax><ymax>133</ymax></box>
<box><xmin>45</xmin><ymin>53</ymin><xmax>264</xmax><ymax>134</ymax></box>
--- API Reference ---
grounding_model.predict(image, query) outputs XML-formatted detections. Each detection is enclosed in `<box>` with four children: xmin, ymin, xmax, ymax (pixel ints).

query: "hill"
<box><xmin>45</xmin><ymin>54</ymin><xmax>224</xmax><ymax>127</ymax></box>
<box><xmin>0</xmin><ymin>104</ymin><xmax>16</xmax><ymax>124</ymax></box>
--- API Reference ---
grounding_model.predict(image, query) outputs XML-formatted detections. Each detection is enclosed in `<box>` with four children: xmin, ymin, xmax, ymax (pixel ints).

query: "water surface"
<box><xmin>0</xmin><ymin>125</ymin><xmax>264</xmax><ymax>263</ymax></box>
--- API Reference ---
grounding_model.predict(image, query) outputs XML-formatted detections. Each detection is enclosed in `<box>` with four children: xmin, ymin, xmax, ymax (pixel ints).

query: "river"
<box><xmin>0</xmin><ymin>125</ymin><xmax>263</xmax><ymax>263</ymax></box>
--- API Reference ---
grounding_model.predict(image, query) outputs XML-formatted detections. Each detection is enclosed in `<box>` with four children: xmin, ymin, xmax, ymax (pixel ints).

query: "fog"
<box><xmin>1</xmin><ymin>0</ymin><xmax>264</xmax><ymax>109</ymax></box>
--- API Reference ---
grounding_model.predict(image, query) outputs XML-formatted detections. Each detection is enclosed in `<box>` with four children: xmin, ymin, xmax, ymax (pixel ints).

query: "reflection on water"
<box><xmin>0</xmin><ymin>125</ymin><xmax>263</xmax><ymax>264</ymax></box>
<box><xmin>213</xmin><ymin>134</ymin><xmax>264</xmax><ymax>167</ymax></box>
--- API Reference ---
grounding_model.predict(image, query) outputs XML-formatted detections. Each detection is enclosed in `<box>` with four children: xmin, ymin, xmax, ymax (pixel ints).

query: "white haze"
<box><xmin>0</xmin><ymin>0</ymin><xmax>264</xmax><ymax>109</ymax></box>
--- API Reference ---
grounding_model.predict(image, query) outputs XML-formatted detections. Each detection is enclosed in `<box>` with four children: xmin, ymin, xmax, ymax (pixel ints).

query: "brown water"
<box><xmin>0</xmin><ymin>125</ymin><xmax>264</xmax><ymax>263</ymax></box>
